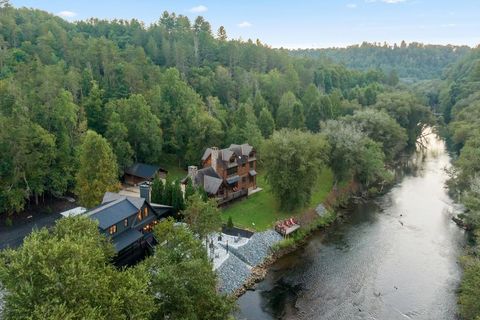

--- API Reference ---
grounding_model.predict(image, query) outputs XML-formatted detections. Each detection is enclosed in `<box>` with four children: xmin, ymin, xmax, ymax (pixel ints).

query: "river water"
<box><xmin>236</xmin><ymin>132</ymin><xmax>466</xmax><ymax>320</ymax></box>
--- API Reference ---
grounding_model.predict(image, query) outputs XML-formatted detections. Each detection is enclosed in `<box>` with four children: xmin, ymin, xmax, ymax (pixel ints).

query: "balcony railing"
<box><xmin>217</xmin><ymin>189</ymin><xmax>248</xmax><ymax>205</ymax></box>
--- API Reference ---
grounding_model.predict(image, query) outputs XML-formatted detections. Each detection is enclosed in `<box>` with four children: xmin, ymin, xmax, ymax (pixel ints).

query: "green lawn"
<box><xmin>221</xmin><ymin>168</ymin><xmax>334</xmax><ymax>231</ymax></box>
<box><xmin>159</xmin><ymin>154</ymin><xmax>187</xmax><ymax>181</ymax></box>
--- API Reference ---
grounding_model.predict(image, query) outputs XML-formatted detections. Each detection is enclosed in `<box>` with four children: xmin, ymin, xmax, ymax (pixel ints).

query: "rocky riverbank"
<box><xmin>216</xmin><ymin>230</ymin><xmax>282</xmax><ymax>294</ymax></box>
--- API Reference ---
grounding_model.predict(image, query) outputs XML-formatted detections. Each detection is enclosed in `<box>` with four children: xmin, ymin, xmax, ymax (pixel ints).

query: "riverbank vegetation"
<box><xmin>221</xmin><ymin>167</ymin><xmax>334</xmax><ymax>231</ymax></box>
<box><xmin>0</xmin><ymin>2</ymin><xmax>449</xmax><ymax>318</ymax></box>
<box><xmin>439</xmin><ymin>46</ymin><xmax>480</xmax><ymax>320</ymax></box>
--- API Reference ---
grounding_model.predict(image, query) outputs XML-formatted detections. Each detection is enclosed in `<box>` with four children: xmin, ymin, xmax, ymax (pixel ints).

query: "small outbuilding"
<box><xmin>124</xmin><ymin>163</ymin><xmax>167</xmax><ymax>186</ymax></box>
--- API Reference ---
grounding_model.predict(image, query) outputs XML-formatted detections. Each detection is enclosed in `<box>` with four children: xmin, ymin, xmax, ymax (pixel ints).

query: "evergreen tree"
<box><xmin>151</xmin><ymin>176</ymin><xmax>164</xmax><ymax>204</ymax></box>
<box><xmin>105</xmin><ymin>112</ymin><xmax>134</xmax><ymax>174</ymax></box>
<box><xmin>75</xmin><ymin>130</ymin><xmax>120</xmax><ymax>208</ymax></box>
<box><xmin>171</xmin><ymin>179</ymin><xmax>185</xmax><ymax>212</ymax></box>
<box><xmin>258</xmin><ymin>108</ymin><xmax>275</xmax><ymax>138</ymax></box>
<box><xmin>289</xmin><ymin>102</ymin><xmax>305</xmax><ymax>129</ymax></box>
<box><xmin>184</xmin><ymin>177</ymin><xmax>196</xmax><ymax>201</ymax></box>
<box><xmin>83</xmin><ymin>80</ymin><xmax>105</xmax><ymax>134</ymax></box>
<box><xmin>276</xmin><ymin>92</ymin><xmax>297</xmax><ymax>128</ymax></box>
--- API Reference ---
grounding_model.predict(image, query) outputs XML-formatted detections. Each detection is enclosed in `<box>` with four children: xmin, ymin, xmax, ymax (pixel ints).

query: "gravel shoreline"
<box><xmin>216</xmin><ymin>230</ymin><xmax>283</xmax><ymax>294</ymax></box>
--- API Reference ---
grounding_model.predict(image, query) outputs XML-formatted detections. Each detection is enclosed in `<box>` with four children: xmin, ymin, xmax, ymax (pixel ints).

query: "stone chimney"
<box><xmin>188</xmin><ymin>165</ymin><xmax>198</xmax><ymax>185</ymax></box>
<box><xmin>139</xmin><ymin>182</ymin><xmax>151</xmax><ymax>203</ymax></box>
<box><xmin>211</xmin><ymin>147</ymin><xmax>219</xmax><ymax>173</ymax></box>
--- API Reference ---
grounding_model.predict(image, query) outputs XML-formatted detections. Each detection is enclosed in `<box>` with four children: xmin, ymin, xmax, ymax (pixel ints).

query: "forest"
<box><xmin>438</xmin><ymin>46</ymin><xmax>480</xmax><ymax>320</ymax></box>
<box><xmin>2</xmin><ymin>2</ymin><xmax>479</xmax><ymax>319</ymax></box>
<box><xmin>293</xmin><ymin>42</ymin><xmax>471</xmax><ymax>80</ymax></box>
<box><xmin>0</xmin><ymin>4</ymin><xmax>436</xmax><ymax>216</ymax></box>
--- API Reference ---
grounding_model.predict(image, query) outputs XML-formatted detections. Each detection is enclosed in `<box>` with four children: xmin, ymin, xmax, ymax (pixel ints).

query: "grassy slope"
<box><xmin>221</xmin><ymin>168</ymin><xmax>334</xmax><ymax>231</ymax></box>
<box><xmin>159</xmin><ymin>154</ymin><xmax>187</xmax><ymax>181</ymax></box>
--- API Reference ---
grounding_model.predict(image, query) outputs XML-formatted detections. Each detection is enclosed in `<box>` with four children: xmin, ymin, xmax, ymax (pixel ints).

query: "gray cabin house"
<box><xmin>85</xmin><ymin>192</ymin><xmax>171</xmax><ymax>255</ymax></box>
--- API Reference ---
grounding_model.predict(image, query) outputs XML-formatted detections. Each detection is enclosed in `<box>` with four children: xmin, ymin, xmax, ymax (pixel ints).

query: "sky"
<box><xmin>10</xmin><ymin>0</ymin><xmax>480</xmax><ymax>48</ymax></box>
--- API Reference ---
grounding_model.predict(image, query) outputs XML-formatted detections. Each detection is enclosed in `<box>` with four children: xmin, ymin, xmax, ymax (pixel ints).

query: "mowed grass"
<box><xmin>221</xmin><ymin>168</ymin><xmax>334</xmax><ymax>231</ymax></box>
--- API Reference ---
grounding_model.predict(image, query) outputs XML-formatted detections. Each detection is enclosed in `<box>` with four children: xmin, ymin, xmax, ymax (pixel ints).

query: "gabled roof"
<box><xmin>86</xmin><ymin>193</ymin><xmax>146</xmax><ymax>229</ymax></box>
<box><xmin>204</xmin><ymin>175</ymin><xmax>223</xmax><ymax>195</ymax></box>
<box><xmin>202</xmin><ymin>148</ymin><xmax>213</xmax><ymax>161</ymax></box>
<box><xmin>125</xmin><ymin>163</ymin><xmax>160</xmax><ymax>179</ymax></box>
<box><xmin>194</xmin><ymin>167</ymin><xmax>223</xmax><ymax>195</ymax></box>
<box><xmin>201</xmin><ymin>143</ymin><xmax>255</xmax><ymax>163</ymax></box>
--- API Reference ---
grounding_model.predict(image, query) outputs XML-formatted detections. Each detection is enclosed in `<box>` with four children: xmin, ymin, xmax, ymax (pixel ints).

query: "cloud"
<box><xmin>189</xmin><ymin>5</ymin><xmax>208</xmax><ymax>13</ymax></box>
<box><xmin>346</xmin><ymin>3</ymin><xmax>357</xmax><ymax>9</ymax></box>
<box><xmin>57</xmin><ymin>11</ymin><xmax>77</xmax><ymax>18</ymax></box>
<box><xmin>237</xmin><ymin>21</ymin><xmax>252</xmax><ymax>28</ymax></box>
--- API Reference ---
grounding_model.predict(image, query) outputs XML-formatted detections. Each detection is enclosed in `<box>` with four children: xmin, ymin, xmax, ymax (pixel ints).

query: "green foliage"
<box><xmin>344</xmin><ymin>109</ymin><xmax>408</xmax><ymax>161</ymax></box>
<box><xmin>0</xmin><ymin>216</ymin><xmax>154</xmax><ymax>320</ymax></box>
<box><xmin>0</xmin><ymin>115</ymin><xmax>55</xmax><ymax>213</ymax></box>
<box><xmin>262</xmin><ymin>129</ymin><xmax>330</xmax><ymax>211</ymax></box>
<box><xmin>322</xmin><ymin>120</ymin><xmax>391</xmax><ymax>186</ymax></box>
<box><xmin>104</xmin><ymin>111</ymin><xmax>134</xmax><ymax>173</ymax></box>
<box><xmin>258</xmin><ymin>107</ymin><xmax>275</xmax><ymax>138</ymax></box>
<box><xmin>151</xmin><ymin>175</ymin><xmax>164</xmax><ymax>204</ymax></box>
<box><xmin>441</xmin><ymin>47</ymin><xmax>480</xmax><ymax>320</ymax></box>
<box><xmin>374</xmin><ymin>92</ymin><xmax>432</xmax><ymax>147</ymax></box>
<box><xmin>276</xmin><ymin>92</ymin><xmax>297</xmax><ymax>129</ymax></box>
<box><xmin>146</xmin><ymin>218</ymin><xmax>235</xmax><ymax>320</ymax></box>
<box><xmin>293</xmin><ymin>42</ymin><xmax>470</xmax><ymax>80</ymax></box>
<box><xmin>183</xmin><ymin>194</ymin><xmax>222</xmax><ymax>239</ymax></box>
<box><xmin>74</xmin><ymin>130</ymin><xmax>120</xmax><ymax>208</ymax></box>
<box><xmin>106</xmin><ymin>94</ymin><xmax>163</xmax><ymax>164</ymax></box>
<box><xmin>227</xmin><ymin>216</ymin><xmax>234</xmax><ymax>229</ymax></box>
<box><xmin>289</xmin><ymin>102</ymin><xmax>306</xmax><ymax>129</ymax></box>
<box><xmin>0</xmin><ymin>6</ymin><xmax>410</xmax><ymax>215</ymax></box>
<box><xmin>459</xmin><ymin>255</ymin><xmax>480</xmax><ymax>320</ymax></box>
<box><xmin>184</xmin><ymin>176</ymin><xmax>196</xmax><ymax>201</ymax></box>
<box><xmin>160</xmin><ymin>175</ymin><xmax>185</xmax><ymax>211</ymax></box>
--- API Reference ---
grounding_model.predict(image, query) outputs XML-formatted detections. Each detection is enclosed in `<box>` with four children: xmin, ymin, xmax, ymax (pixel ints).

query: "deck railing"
<box><xmin>217</xmin><ymin>189</ymin><xmax>248</xmax><ymax>205</ymax></box>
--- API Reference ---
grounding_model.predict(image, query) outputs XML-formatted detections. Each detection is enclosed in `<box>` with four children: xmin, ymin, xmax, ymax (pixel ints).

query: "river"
<box><xmin>236</xmin><ymin>132</ymin><xmax>466</xmax><ymax>320</ymax></box>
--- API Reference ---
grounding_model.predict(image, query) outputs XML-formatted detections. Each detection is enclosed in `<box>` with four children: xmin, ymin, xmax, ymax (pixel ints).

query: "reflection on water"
<box><xmin>237</xmin><ymin>131</ymin><xmax>466</xmax><ymax>320</ymax></box>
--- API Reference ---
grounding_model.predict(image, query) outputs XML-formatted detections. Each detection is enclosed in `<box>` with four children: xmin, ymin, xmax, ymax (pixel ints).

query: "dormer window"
<box><xmin>137</xmin><ymin>210</ymin><xmax>143</xmax><ymax>221</ymax></box>
<box><xmin>143</xmin><ymin>207</ymin><xmax>149</xmax><ymax>218</ymax></box>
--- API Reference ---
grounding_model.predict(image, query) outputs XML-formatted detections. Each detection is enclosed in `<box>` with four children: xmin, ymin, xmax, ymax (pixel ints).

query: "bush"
<box><xmin>227</xmin><ymin>216</ymin><xmax>234</xmax><ymax>229</ymax></box>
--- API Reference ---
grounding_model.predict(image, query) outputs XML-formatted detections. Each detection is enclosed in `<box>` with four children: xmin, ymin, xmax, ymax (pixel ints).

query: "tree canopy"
<box><xmin>261</xmin><ymin>129</ymin><xmax>330</xmax><ymax>211</ymax></box>
<box><xmin>0</xmin><ymin>216</ymin><xmax>154</xmax><ymax>320</ymax></box>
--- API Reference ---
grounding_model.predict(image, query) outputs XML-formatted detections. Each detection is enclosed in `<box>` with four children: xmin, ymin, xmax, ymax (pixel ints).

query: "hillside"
<box><xmin>291</xmin><ymin>42</ymin><xmax>471</xmax><ymax>80</ymax></box>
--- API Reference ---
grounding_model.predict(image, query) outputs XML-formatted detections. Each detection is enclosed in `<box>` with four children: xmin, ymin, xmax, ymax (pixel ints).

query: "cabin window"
<box><xmin>143</xmin><ymin>207</ymin><xmax>149</xmax><ymax>218</ymax></box>
<box><xmin>227</xmin><ymin>167</ymin><xmax>237</xmax><ymax>176</ymax></box>
<box><xmin>108</xmin><ymin>225</ymin><xmax>117</xmax><ymax>235</ymax></box>
<box><xmin>124</xmin><ymin>218</ymin><xmax>128</xmax><ymax>227</ymax></box>
<box><xmin>137</xmin><ymin>210</ymin><xmax>143</xmax><ymax>221</ymax></box>
<box><xmin>249</xmin><ymin>161</ymin><xmax>254</xmax><ymax>168</ymax></box>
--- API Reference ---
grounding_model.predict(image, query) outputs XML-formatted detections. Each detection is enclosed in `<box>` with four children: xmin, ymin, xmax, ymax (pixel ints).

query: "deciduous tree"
<box><xmin>75</xmin><ymin>130</ymin><xmax>120</xmax><ymax>208</ymax></box>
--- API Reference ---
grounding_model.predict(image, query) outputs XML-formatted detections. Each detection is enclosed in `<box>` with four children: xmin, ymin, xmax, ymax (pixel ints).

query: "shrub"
<box><xmin>227</xmin><ymin>216</ymin><xmax>234</xmax><ymax>229</ymax></box>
